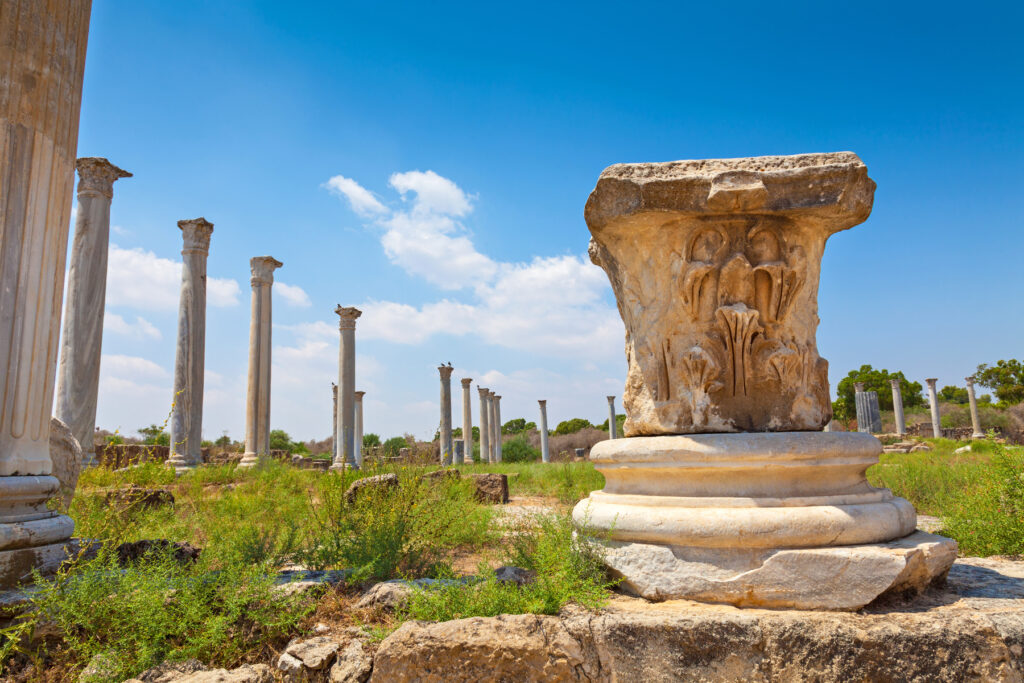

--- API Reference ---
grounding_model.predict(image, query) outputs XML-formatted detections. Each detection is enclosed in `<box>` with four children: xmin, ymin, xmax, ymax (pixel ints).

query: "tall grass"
<box><xmin>467</xmin><ymin>462</ymin><xmax>604</xmax><ymax>504</ymax></box>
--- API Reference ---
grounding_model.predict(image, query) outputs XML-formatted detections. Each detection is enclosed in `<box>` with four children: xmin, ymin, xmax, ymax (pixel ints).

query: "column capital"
<box><xmin>964</xmin><ymin>376</ymin><xmax>975</xmax><ymax>387</ymax></box>
<box><xmin>889</xmin><ymin>378</ymin><xmax>901</xmax><ymax>388</ymax></box>
<box><xmin>438</xmin><ymin>364</ymin><xmax>454</xmax><ymax>380</ymax></box>
<box><xmin>538</xmin><ymin>399</ymin><xmax>547</xmax><ymax>406</ymax></box>
<box><xmin>75</xmin><ymin>157</ymin><xmax>131</xmax><ymax>198</ymax></box>
<box><xmin>478</xmin><ymin>387</ymin><xmax>490</xmax><ymax>397</ymax></box>
<box><xmin>354</xmin><ymin>390</ymin><xmax>366</xmax><ymax>400</ymax></box>
<box><xmin>925</xmin><ymin>378</ymin><xmax>938</xmax><ymax>388</ymax></box>
<box><xmin>178</xmin><ymin>218</ymin><xmax>214</xmax><ymax>253</ymax></box>
<box><xmin>607</xmin><ymin>395</ymin><xmax>616</xmax><ymax>403</ymax></box>
<box><xmin>335</xmin><ymin>305</ymin><xmax>362</xmax><ymax>329</ymax></box>
<box><xmin>854</xmin><ymin>382</ymin><xmax>865</xmax><ymax>393</ymax></box>
<box><xmin>494</xmin><ymin>395</ymin><xmax>502</xmax><ymax>401</ymax></box>
<box><xmin>461</xmin><ymin>377</ymin><xmax>473</xmax><ymax>387</ymax></box>
<box><xmin>249</xmin><ymin>255</ymin><xmax>282</xmax><ymax>285</ymax></box>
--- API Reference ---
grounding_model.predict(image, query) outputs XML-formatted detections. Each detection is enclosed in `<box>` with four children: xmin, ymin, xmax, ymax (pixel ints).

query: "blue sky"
<box><xmin>75</xmin><ymin>1</ymin><xmax>1023</xmax><ymax>442</ymax></box>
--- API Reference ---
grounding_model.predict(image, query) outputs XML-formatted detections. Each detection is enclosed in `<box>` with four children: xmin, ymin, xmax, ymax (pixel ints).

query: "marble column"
<box><xmin>890</xmin><ymin>379</ymin><xmax>906</xmax><ymax>436</ymax></box>
<box><xmin>331</xmin><ymin>306</ymin><xmax>361</xmax><ymax>470</ymax></box>
<box><xmin>853</xmin><ymin>382</ymin><xmax>867</xmax><ymax>431</ymax></box>
<box><xmin>438</xmin><ymin>365</ymin><xmax>454</xmax><ymax>465</ymax></box>
<box><xmin>55</xmin><ymin>158</ymin><xmax>131</xmax><ymax>467</ymax></box>
<box><xmin>331</xmin><ymin>383</ymin><xmax>338</xmax><ymax>460</ymax></box>
<box><xmin>0</xmin><ymin>0</ymin><xmax>92</xmax><ymax>588</ymax></box>
<box><xmin>477</xmin><ymin>387</ymin><xmax>490</xmax><ymax>464</ymax></box>
<box><xmin>606</xmin><ymin>396</ymin><xmax>618</xmax><ymax>439</ymax></box>
<box><xmin>493</xmin><ymin>394</ymin><xmax>503</xmax><ymax>463</ymax></box>
<box><xmin>165</xmin><ymin>218</ymin><xmax>214</xmax><ymax>471</ymax></box>
<box><xmin>239</xmin><ymin>257</ymin><xmax>282</xmax><ymax>468</ymax></box>
<box><xmin>538</xmin><ymin>400</ymin><xmax>551</xmax><ymax>463</ymax></box>
<box><xmin>460</xmin><ymin>378</ymin><xmax>473</xmax><ymax>465</ymax></box>
<box><xmin>925</xmin><ymin>378</ymin><xmax>941</xmax><ymax>439</ymax></box>
<box><xmin>354</xmin><ymin>391</ymin><xmax>365</xmax><ymax>467</ymax></box>
<box><xmin>965</xmin><ymin>377</ymin><xmax>984</xmax><ymax>439</ymax></box>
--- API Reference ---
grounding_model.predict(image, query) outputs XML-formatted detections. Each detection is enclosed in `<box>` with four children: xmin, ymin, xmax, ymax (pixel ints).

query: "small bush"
<box><xmin>941</xmin><ymin>441</ymin><xmax>1024</xmax><ymax>556</ymax></box>
<box><xmin>501</xmin><ymin>436</ymin><xmax>540</xmax><ymax>463</ymax></box>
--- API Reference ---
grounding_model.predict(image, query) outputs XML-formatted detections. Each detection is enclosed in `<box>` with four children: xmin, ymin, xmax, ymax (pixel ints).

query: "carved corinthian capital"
<box><xmin>178</xmin><ymin>217</ymin><xmax>214</xmax><ymax>253</ymax></box>
<box><xmin>335</xmin><ymin>305</ymin><xmax>362</xmax><ymax>329</ymax></box>
<box><xmin>250</xmin><ymin>255</ymin><xmax>283</xmax><ymax>286</ymax></box>
<box><xmin>75</xmin><ymin>157</ymin><xmax>132</xmax><ymax>198</ymax></box>
<box><xmin>585</xmin><ymin>152</ymin><xmax>876</xmax><ymax>436</ymax></box>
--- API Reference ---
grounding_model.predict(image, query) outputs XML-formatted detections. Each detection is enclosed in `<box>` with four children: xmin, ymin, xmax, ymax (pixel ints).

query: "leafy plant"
<box><xmin>975</xmin><ymin>359</ymin><xmax>1024</xmax><ymax>405</ymax></box>
<box><xmin>553</xmin><ymin>418</ymin><xmax>593</xmax><ymax>436</ymax></box>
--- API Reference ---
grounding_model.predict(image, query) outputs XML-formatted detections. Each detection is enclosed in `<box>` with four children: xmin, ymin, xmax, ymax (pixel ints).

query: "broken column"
<box><xmin>354</xmin><ymin>391</ymin><xmax>365</xmax><ymax>467</ymax></box>
<box><xmin>166</xmin><ymin>218</ymin><xmax>214</xmax><ymax>472</ymax></box>
<box><xmin>493</xmin><ymin>394</ymin><xmax>503</xmax><ymax>463</ymax></box>
<box><xmin>477</xmin><ymin>388</ymin><xmax>490</xmax><ymax>464</ymax></box>
<box><xmin>925</xmin><ymin>378</ymin><xmax>941</xmax><ymax>439</ymax></box>
<box><xmin>965</xmin><ymin>377</ymin><xmax>984</xmax><ymax>439</ymax></box>
<box><xmin>438</xmin><ymin>365</ymin><xmax>454</xmax><ymax>465</ymax></box>
<box><xmin>239</xmin><ymin>256</ymin><xmax>283</xmax><ymax>468</ymax></box>
<box><xmin>55</xmin><ymin>158</ymin><xmax>132</xmax><ymax>467</ymax></box>
<box><xmin>573</xmin><ymin>153</ymin><xmax>954</xmax><ymax>610</ymax></box>
<box><xmin>538</xmin><ymin>400</ymin><xmax>551</xmax><ymax>463</ymax></box>
<box><xmin>0</xmin><ymin>0</ymin><xmax>92</xmax><ymax>587</ymax></box>
<box><xmin>606</xmin><ymin>396</ymin><xmax>618</xmax><ymax>439</ymax></box>
<box><xmin>331</xmin><ymin>307</ymin><xmax>361</xmax><ymax>471</ymax></box>
<box><xmin>331</xmin><ymin>383</ymin><xmax>338</xmax><ymax>460</ymax></box>
<box><xmin>854</xmin><ymin>384</ymin><xmax>882</xmax><ymax>434</ymax></box>
<box><xmin>460</xmin><ymin>378</ymin><xmax>473</xmax><ymax>465</ymax></box>
<box><xmin>890</xmin><ymin>379</ymin><xmax>906</xmax><ymax>436</ymax></box>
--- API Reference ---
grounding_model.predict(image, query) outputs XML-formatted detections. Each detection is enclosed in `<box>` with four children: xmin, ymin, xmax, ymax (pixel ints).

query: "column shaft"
<box><xmin>477</xmin><ymin>388</ymin><xmax>490</xmax><ymax>464</ymax></box>
<box><xmin>438</xmin><ymin>366</ymin><xmax>454</xmax><ymax>465</ymax></box>
<box><xmin>539</xmin><ymin>400</ymin><xmax>550</xmax><ymax>463</ymax></box>
<box><xmin>354</xmin><ymin>391</ymin><xmax>365</xmax><ymax>467</ymax></box>
<box><xmin>332</xmin><ymin>307</ymin><xmax>361</xmax><ymax>470</ymax></box>
<box><xmin>965</xmin><ymin>377</ymin><xmax>984</xmax><ymax>438</ymax></box>
<box><xmin>493</xmin><ymin>394</ymin><xmax>503</xmax><ymax>463</ymax></box>
<box><xmin>460</xmin><ymin>379</ymin><xmax>473</xmax><ymax>466</ymax></box>
<box><xmin>240</xmin><ymin>257</ymin><xmax>281</xmax><ymax>468</ymax></box>
<box><xmin>925</xmin><ymin>378</ymin><xmax>941</xmax><ymax>439</ymax></box>
<box><xmin>55</xmin><ymin>158</ymin><xmax>131</xmax><ymax>466</ymax></box>
<box><xmin>607</xmin><ymin>396</ymin><xmax>617</xmax><ymax>439</ymax></box>
<box><xmin>331</xmin><ymin>384</ymin><xmax>338</xmax><ymax>460</ymax></box>
<box><xmin>890</xmin><ymin>379</ymin><xmax>906</xmax><ymax>436</ymax></box>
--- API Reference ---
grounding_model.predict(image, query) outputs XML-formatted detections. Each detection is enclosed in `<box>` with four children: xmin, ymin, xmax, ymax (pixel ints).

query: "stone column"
<box><xmin>354</xmin><ymin>391</ymin><xmax>365</xmax><ymax>467</ymax></box>
<box><xmin>890</xmin><ymin>379</ymin><xmax>906</xmax><ymax>436</ymax></box>
<box><xmin>493</xmin><ymin>394</ymin><xmax>503</xmax><ymax>463</ymax></box>
<box><xmin>331</xmin><ymin>306</ymin><xmax>361</xmax><ymax>470</ymax></box>
<box><xmin>166</xmin><ymin>218</ymin><xmax>214</xmax><ymax>472</ymax></box>
<box><xmin>239</xmin><ymin>256</ymin><xmax>282</xmax><ymax>468</ymax></box>
<box><xmin>460</xmin><ymin>378</ymin><xmax>473</xmax><ymax>465</ymax></box>
<box><xmin>477</xmin><ymin>388</ymin><xmax>490</xmax><ymax>464</ymax></box>
<box><xmin>925</xmin><ymin>378</ymin><xmax>941</xmax><ymax>439</ymax></box>
<box><xmin>965</xmin><ymin>377</ymin><xmax>984</xmax><ymax>439</ymax></box>
<box><xmin>539</xmin><ymin>400</ymin><xmax>551</xmax><ymax>463</ymax></box>
<box><xmin>607</xmin><ymin>396</ymin><xmax>618</xmax><ymax>439</ymax></box>
<box><xmin>331</xmin><ymin>383</ymin><xmax>338</xmax><ymax>460</ymax></box>
<box><xmin>0</xmin><ymin>0</ymin><xmax>92</xmax><ymax>587</ymax></box>
<box><xmin>438</xmin><ymin>365</ymin><xmax>454</xmax><ymax>465</ymax></box>
<box><xmin>853</xmin><ymin>382</ymin><xmax>867</xmax><ymax>431</ymax></box>
<box><xmin>55</xmin><ymin>158</ymin><xmax>131</xmax><ymax>467</ymax></box>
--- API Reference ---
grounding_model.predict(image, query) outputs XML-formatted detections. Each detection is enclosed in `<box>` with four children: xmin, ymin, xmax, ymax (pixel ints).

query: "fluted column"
<box><xmin>925</xmin><ymin>378</ymin><xmax>941</xmax><ymax>439</ymax></box>
<box><xmin>239</xmin><ymin>256</ymin><xmax>282</xmax><ymax>468</ymax></box>
<box><xmin>0</xmin><ymin>0</ymin><xmax>93</xmax><ymax>587</ymax></box>
<box><xmin>965</xmin><ymin>377</ymin><xmax>984</xmax><ymax>439</ymax></box>
<box><xmin>493</xmin><ymin>394</ymin><xmax>503</xmax><ymax>463</ymax></box>
<box><xmin>460</xmin><ymin>378</ymin><xmax>473</xmax><ymax>465</ymax></box>
<box><xmin>331</xmin><ymin>306</ymin><xmax>361</xmax><ymax>470</ymax></box>
<box><xmin>853</xmin><ymin>382</ymin><xmax>867</xmax><ymax>431</ymax></box>
<box><xmin>538</xmin><ymin>400</ymin><xmax>550</xmax><ymax>463</ymax></box>
<box><xmin>55</xmin><ymin>158</ymin><xmax>131</xmax><ymax>467</ymax></box>
<box><xmin>606</xmin><ymin>396</ymin><xmax>617</xmax><ymax>439</ymax></box>
<box><xmin>890</xmin><ymin>379</ymin><xmax>906</xmax><ymax>436</ymax></box>
<box><xmin>354</xmin><ymin>391</ymin><xmax>365</xmax><ymax>466</ymax></box>
<box><xmin>331</xmin><ymin>383</ymin><xmax>338</xmax><ymax>460</ymax></box>
<box><xmin>477</xmin><ymin>387</ymin><xmax>490</xmax><ymax>464</ymax></box>
<box><xmin>438</xmin><ymin>365</ymin><xmax>454</xmax><ymax>465</ymax></box>
<box><xmin>166</xmin><ymin>219</ymin><xmax>214</xmax><ymax>471</ymax></box>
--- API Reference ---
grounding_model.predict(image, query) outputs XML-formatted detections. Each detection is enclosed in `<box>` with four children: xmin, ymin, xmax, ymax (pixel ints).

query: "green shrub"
<box><xmin>941</xmin><ymin>442</ymin><xmax>1024</xmax><ymax>555</ymax></box>
<box><xmin>553</xmin><ymin>418</ymin><xmax>593</xmax><ymax>436</ymax></box>
<box><xmin>501</xmin><ymin>436</ymin><xmax>540</xmax><ymax>463</ymax></box>
<box><xmin>382</xmin><ymin>436</ymin><xmax>409</xmax><ymax>457</ymax></box>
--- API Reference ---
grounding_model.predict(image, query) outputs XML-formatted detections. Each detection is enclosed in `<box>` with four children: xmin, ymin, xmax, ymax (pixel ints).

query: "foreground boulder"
<box><xmin>467</xmin><ymin>473</ymin><xmax>508</xmax><ymax>504</ymax></box>
<box><xmin>370</xmin><ymin>557</ymin><xmax>1024</xmax><ymax>682</ymax></box>
<box><xmin>276</xmin><ymin>635</ymin><xmax>372</xmax><ymax>682</ymax></box>
<box><xmin>124</xmin><ymin>659</ymin><xmax>272</xmax><ymax>683</ymax></box>
<box><xmin>345</xmin><ymin>474</ymin><xmax>398</xmax><ymax>504</ymax></box>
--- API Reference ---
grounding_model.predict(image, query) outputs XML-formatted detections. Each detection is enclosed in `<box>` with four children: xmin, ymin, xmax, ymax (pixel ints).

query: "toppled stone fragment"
<box><xmin>330</xmin><ymin>640</ymin><xmax>373</xmax><ymax>683</ymax></box>
<box><xmin>467</xmin><ymin>473</ymin><xmax>508</xmax><ymax>504</ymax></box>
<box><xmin>344</xmin><ymin>474</ymin><xmax>398</xmax><ymax>504</ymax></box>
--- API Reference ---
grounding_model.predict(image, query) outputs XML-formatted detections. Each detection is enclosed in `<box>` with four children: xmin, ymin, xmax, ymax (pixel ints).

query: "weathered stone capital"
<box><xmin>438</xmin><ymin>365</ymin><xmax>454</xmax><ymax>380</ymax></box>
<box><xmin>76</xmin><ymin>157</ymin><xmax>131</xmax><ymax>198</ymax></box>
<box><xmin>178</xmin><ymin>218</ymin><xmax>214</xmax><ymax>253</ymax></box>
<box><xmin>478</xmin><ymin>387</ymin><xmax>490</xmax><ymax>397</ymax></box>
<box><xmin>965</xmin><ymin>376</ymin><xmax>975</xmax><ymax>387</ymax></box>
<box><xmin>335</xmin><ymin>305</ymin><xmax>362</xmax><ymax>329</ymax></box>
<box><xmin>461</xmin><ymin>378</ymin><xmax>473</xmax><ymax>387</ymax></box>
<box><xmin>538</xmin><ymin>399</ymin><xmax>547</xmax><ymax>408</ymax></box>
<box><xmin>925</xmin><ymin>378</ymin><xmax>938</xmax><ymax>388</ymax></box>
<box><xmin>494</xmin><ymin>395</ymin><xmax>502</xmax><ymax>401</ymax></box>
<box><xmin>249</xmin><ymin>255</ymin><xmax>283</xmax><ymax>286</ymax></box>
<box><xmin>354</xmin><ymin>390</ymin><xmax>366</xmax><ymax>400</ymax></box>
<box><xmin>890</xmin><ymin>379</ymin><xmax>901</xmax><ymax>389</ymax></box>
<box><xmin>607</xmin><ymin>395</ymin><xmax>616</xmax><ymax>403</ymax></box>
<box><xmin>854</xmin><ymin>382</ymin><xmax>866</xmax><ymax>393</ymax></box>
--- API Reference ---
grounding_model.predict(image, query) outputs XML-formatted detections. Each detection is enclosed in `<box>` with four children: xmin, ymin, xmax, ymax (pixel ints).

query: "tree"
<box><xmin>383</xmin><ymin>436</ymin><xmax>409</xmax><ymax>457</ymax></box>
<box><xmin>138</xmin><ymin>424</ymin><xmax>170</xmax><ymax>446</ymax></box>
<box><xmin>452</xmin><ymin>426</ymin><xmax>480</xmax><ymax>440</ymax></box>
<box><xmin>598</xmin><ymin>414</ymin><xmax>627</xmax><ymax>434</ymax></box>
<box><xmin>501</xmin><ymin>436</ymin><xmax>540</xmax><ymax>463</ymax></box>
<box><xmin>554</xmin><ymin>418</ymin><xmax>593</xmax><ymax>435</ymax></box>
<box><xmin>214</xmin><ymin>434</ymin><xmax>231</xmax><ymax>447</ymax></box>
<box><xmin>269</xmin><ymin>429</ymin><xmax>294</xmax><ymax>452</ymax></box>
<box><xmin>975</xmin><ymin>359</ymin><xmax>1024</xmax><ymax>405</ymax></box>
<box><xmin>834</xmin><ymin>366</ymin><xmax>924</xmax><ymax>421</ymax></box>
<box><xmin>502</xmin><ymin>418</ymin><xmax>536</xmax><ymax>435</ymax></box>
<box><xmin>363</xmin><ymin>433</ymin><xmax>381</xmax><ymax>447</ymax></box>
<box><xmin>938</xmin><ymin>385</ymin><xmax>969</xmax><ymax>404</ymax></box>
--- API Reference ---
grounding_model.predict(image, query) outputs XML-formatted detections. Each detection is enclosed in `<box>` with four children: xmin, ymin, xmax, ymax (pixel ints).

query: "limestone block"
<box><xmin>585</xmin><ymin>152</ymin><xmax>875</xmax><ymax>435</ymax></box>
<box><xmin>330</xmin><ymin>640</ymin><xmax>372</xmax><ymax>683</ymax></box>
<box><xmin>281</xmin><ymin>635</ymin><xmax>341</xmax><ymax>671</ymax></box>
<box><xmin>344</xmin><ymin>473</ymin><xmax>398</xmax><ymax>504</ymax></box>
<box><xmin>48</xmin><ymin>417</ymin><xmax>82</xmax><ymax>510</ymax></box>
<box><xmin>126</xmin><ymin>661</ymin><xmax>273</xmax><ymax>683</ymax></box>
<box><xmin>468</xmin><ymin>473</ymin><xmax>508</xmax><ymax>504</ymax></box>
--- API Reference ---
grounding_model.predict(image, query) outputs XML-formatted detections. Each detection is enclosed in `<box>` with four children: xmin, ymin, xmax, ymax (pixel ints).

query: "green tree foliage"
<box><xmin>502</xmin><ymin>418</ymin><xmax>536</xmax><ymax>435</ymax></box>
<box><xmin>138</xmin><ymin>424</ymin><xmax>170</xmax><ymax>446</ymax></box>
<box><xmin>105</xmin><ymin>433</ymin><xmax>125</xmax><ymax>446</ymax></box>
<box><xmin>938</xmin><ymin>385</ymin><xmax>969</xmax><ymax>404</ymax></box>
<box><xmin>452</xmin><ymin>426</ymin><xmax>480</xmax><ymax>441</ymax></box>
<box><xmin>383</xmin><ymin>436</ymin><xmax>409</xmax><ymax>457</ymax></box>
<box><xmin>598</xmin><ymin>414</ymin><xmax>626</xmax><ymax>434</ymax></box>
<box><xmin>975</xmin><ymin>359</ymin><xmax>1024</xmax><ymax>404</ymax></box>
<box><xmin>214</xmin><ymin>435</ymin><xmax>232</xmax><ymax>447</ymax></box>
<box><xmin>268</xmin><ymin>429</ymin><xmax>294</xmax><ymax>452</ymax></box>
<box><xmin>553</xmin><ymin>418</ymin><xmax>593</xmax><ymax>436</ymax></box>
<box><xmin>363</xmin><ymin>433</ymin><xmax>381</xmax><ymax>447</ymax></box>
<box><xmin>834</xmin><ymin>366</ymin><xmax>924</xmax><ymax>421</ymax></box>
<box><xmin>501</xmin><ymin>436</ymin><xmax>541</xmax><ymax>463</ymax></box>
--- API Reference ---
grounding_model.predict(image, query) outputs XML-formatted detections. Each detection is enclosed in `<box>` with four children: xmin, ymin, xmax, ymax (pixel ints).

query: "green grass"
<box><xmin>466</xmin><ymin>461</ymin><xmax>604</xmax><ymax>504</ymax></box>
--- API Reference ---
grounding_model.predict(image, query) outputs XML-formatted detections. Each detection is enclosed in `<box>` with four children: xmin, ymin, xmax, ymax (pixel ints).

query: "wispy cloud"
<box><xmin>104</xmin><ymin>313</ymin><xmax>162</xmax><ymax>340</ymax></box>
<box><xmin>276</xmin><ymin>282</ymin><xmax>312</xmax><ymax>308</ymax></box>
<box><xmin>106</xmin><ymin>245</ymin><xmax>241</xmax><ymax>310</ymax></box>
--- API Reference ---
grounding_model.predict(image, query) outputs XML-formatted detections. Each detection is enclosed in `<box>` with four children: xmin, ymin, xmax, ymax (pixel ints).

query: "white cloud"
<box><xmin>276</xmin><ymin>282</ymin><xmax>312</xmax><ymax>308</ymax></box>
<box><xmin>104</xmin><ymin>313</ymin><xmax>162</xmax><ymax>340</ymax></box>
<box><xmin>106</xmin><ymin>245</ymin><xmax>241</xmax><ymax>310</ymax></box>
<box><xmin>111</xmin><ymin>224</ymin><xmax>131</xmax><ymax>237</ymax></box>
<box><xmin>325</xmin><ymin>175</ymin><xmax>388</xmax><ymax>216</ymax></box>
<box><xmin>389</xmin><ymin>170</ymin><xmax>472</xmax><ymax>216</ymax></box>
<box><xmin>101</xmin><ymin>354</ymin><xmax>169</xmax><ymax>380</ymax></box>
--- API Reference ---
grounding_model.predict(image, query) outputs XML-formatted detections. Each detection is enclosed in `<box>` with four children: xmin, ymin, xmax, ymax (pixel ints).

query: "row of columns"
<box><xmin>854</xmin><ymin>378</ymin><xmax>985</xmax><ymax>439</ymax></box>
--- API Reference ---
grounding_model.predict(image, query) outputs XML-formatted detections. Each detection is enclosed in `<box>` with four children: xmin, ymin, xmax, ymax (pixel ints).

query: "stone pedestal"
<box><xmin>925</xmin><ymin>378</ymin><xmax>941</xmax><ymax>439</ymax></box>
<box><xmin>0</xmin><ymin>0</ymin><xmax>92</xmax><ymax>587</ymax></box>
<box><xmin>459</xmin><ymin>379</ymin><xmax>473</xmax><ymax>465</ymax></box>
<box><xmin>538</xmin><ymin>400</ymin><xmax>550</xmax><ymax>463</ymax></box>
<box><xmin>965</xmin><ymin>377</ymin><xmax>984</xmax><ymax>439</ymax></box>
<box><xmin>166</xmin><ymin>219</ymin><xmax>214</xmax><ymax>472</ymax></box>
<box><xmin>573</xmin><ymin>153</ymin><xmax>954</xmax><ymax>610</ymax></box>
<box><xmin>331</xmin><ymin>307</ymin><xmax>361</xmax><ymax>471</ymax></box>
<box><xmin>891</xmin><ymin>378</ymin><xmax>906</xmax><ymax>436</ymax></box>
<box><xmin>477</xmin><ymin>388</ymin><xmax>490</xmax><ymax>465</ymax></box>
<box><xmin>55</xmin><ymin>158</ymin><xmax>131</xmax><ymax>468</ymax></box>
<box><xmin>438</xmin><ymin>365</ymin><xmax>454</xmax><ymax>465</ymax></box>
<box><xmin>239</xmin><ymin>256</ymin><xmax>282</xmax><ymax>468</ymax></box>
